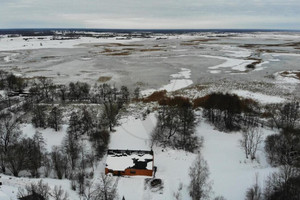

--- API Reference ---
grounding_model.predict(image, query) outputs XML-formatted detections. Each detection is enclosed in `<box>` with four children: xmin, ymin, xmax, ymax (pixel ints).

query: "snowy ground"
<box><xmin>0</xmin><ymin>36</ymin><xmax>144</xmax><ymax>51</ymax></box>
<box><xmin>231</xmin><ymin>90</ymin><xmax>285</xmax><ymax>104</ymax></box>
<box><xmin>1</xmin><ymin>32</ymin><xmax>299</xmax><ymax>199</ymax></box>
<box><xmin>141</xmin><ymin>68</ymin><xmax>193</xmax><ymax>96</ymax></box>
<box><xmin>101</xmin><ymin>111</ymin><xmax>278</xmax><ymax>200</ymax></box>
<box><xmin>22</xmin><ymin>124</ymin><xmax>68</xmax><ymax>152</ymax></box>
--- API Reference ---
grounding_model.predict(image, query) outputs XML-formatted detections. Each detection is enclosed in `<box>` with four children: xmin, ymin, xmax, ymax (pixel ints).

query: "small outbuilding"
<box><xmin>105</xmin><ymin>149</ymin><xmax>154</xmax><ymax>176</ymax></box>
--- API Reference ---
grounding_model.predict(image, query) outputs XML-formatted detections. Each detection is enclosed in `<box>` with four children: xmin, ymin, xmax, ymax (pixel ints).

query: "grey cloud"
<box><xmin>0</xmin><ymin>0</ymin><xmax>299</xmax><ymax>29</ymax></box>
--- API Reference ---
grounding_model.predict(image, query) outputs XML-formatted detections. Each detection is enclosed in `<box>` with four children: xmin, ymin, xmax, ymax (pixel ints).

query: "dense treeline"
<box><xmin>194</xmin><ymin>93</ymin><xmax>259</xmax><ymax>132</ymax></box>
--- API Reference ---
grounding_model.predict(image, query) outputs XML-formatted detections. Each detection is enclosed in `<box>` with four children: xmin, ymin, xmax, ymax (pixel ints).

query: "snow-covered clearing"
<box><xmin>109</xmin><ymin>113</ymin><xmax>156</xmax><ymax>150</ymax></box>
<box><xmin>21</xmin><ymin>124</ymin><xmax>68</xmax><ymax>152</ymax></box>
<box><xmin>104</xmin><ymin>110</ymin><xmax>278</xmax><ymax>200</ymax></box>
<box><xmin>197</xmin><ymin>122</ymin><xmax>277</xmax><ymax>200</ymax></box>
<box><xmin>142</xmin><ymin>68</ymin><xmax>193</xmax><ymax>96</ymax></box>
<box><xmin>231</xmin><ymin>90</ymin><xmax>286</xmax><ymax>104</ymax></box>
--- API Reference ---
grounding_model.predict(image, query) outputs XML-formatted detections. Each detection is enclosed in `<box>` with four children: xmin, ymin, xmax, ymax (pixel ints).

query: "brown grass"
<box><xmin>188</xmin><ymin>39</ymin><xmax>217</xmax><ymax>42</ymax></box>
<box><xmin>25</xmin><ymin>69</ymin><xmax>51</xmax><ymax>73</ymax></box>
<box><xmin>41</xmin><ymin>56</ymin><xmax>57</xmax><ymax>59</ymax></box>
<box><xmin>106</xmin><ymin>51</ymin><xmax>131</xmax><ymax>56</ymax></box>
<box><xmin>94</xmin><ymin>43</ymin><xmax>143</xmax><ymax>47</ymax></box>
<box><xmin>122</xmin><ymin>48</ymin><xmax>137</xmax><ymax>51</ymax></box>
<box><xmin>101</xmin><ymin>48</ymin><xmax>120</xmax><ymax>53</ymax></box>
<box><xmin>140</xmin><ymin>48</ymin><xmax>164</xmax><ymax>52</ymax></box>
<box><xmin>143</xmin><ymin>90</ymin><xmax>167</xmax><ymax>103</ymax></box>
<box><xmin>98</xmin><ymin>76</ymin><xmax>112</xmax><ymax>82</ymax></box>
<box><xmin>180</xmin><ymin>42</ymin><xmax>197</xmax><ymax>46</ymax></box>
<box><xmin>279</xmin><ymin>71</ymin><xmax>300</xmax><ymax>80</ymax></box>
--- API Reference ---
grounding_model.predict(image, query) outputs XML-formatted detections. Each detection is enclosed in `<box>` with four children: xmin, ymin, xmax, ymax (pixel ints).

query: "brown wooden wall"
<box><xmin>105</xmin><ymin>168</ymin><xmax>153</xmax><ymax>176</ymax></box>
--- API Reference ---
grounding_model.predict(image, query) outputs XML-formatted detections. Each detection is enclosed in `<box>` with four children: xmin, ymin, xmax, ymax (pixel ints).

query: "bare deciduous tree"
<box><xmin>18</xmin><ymin>180</ymin><xmax>69</xmax><ymax>200</ymax></box>
<box><xmin>264</xmin><ymin>165</ymin><xmax>300</xmax><ymax>200</ymax></box>
<box><xmin>240</xmin><ymin>127</ymin><xmax>263</xmax><ymax>160</ymax></box>
<box><xmin>189</xmin><ymin>153</ymin><xmax>211</xmax><ymax>200</ymax></box>
<box><xmin>0</xmin><ymin>113</ymin><xmax>21</xmax><ymax>173</ymax></box>
<box><xmin>48</xmin><ymin>106</ymin><xmax>63</xmax><ymax>131</ymax></box>
<box><xmin>245</xmin><ymin>174</ymin><xmax>263</xmax><ymax>200</ymax></box>
<box><xmin>92</xmin><ymin>174</ymin><xmax>118</xmax><ymax>200</ymax></box>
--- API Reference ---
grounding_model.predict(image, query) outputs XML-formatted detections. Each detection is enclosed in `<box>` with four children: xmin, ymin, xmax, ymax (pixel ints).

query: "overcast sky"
<box><xmin>0</xmin><ymin>0</ymin><xmax>300</xmax><ymax>29</ymax></box>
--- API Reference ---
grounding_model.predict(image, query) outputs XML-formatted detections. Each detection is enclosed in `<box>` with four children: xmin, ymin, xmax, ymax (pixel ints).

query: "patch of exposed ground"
<box><xmin>106</xmin><ymin>51</ymin><xmax>131</xmax><ymax>56</ymax></box>
<box><xmin>279</xmin><ymin>71</ymin><xmax>300</xmax><ymax>80</ymax></box>
<box><xmin>98</xmin><ymin>76</ymin><xmax>112</xmax><ymax>82</ymax></box>
<box><xmin>93</xmin><ymin>43</ymin><xmax>144</xmax><ymax>47</ymax></box>
<box><xmin>25</xmin><ymin>69</ymin><xmax>52</xmax><ymax>73</ymax></box>
<box><xmin>180</xmin><ymin>38</ymin><xmax>217</xmax><ymax>46</ymax></box>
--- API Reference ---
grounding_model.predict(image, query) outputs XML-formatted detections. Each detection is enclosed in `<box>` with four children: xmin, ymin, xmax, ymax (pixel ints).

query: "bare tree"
<box><xmin>189</xmin><ymin>153</ymin><xmax>211</xmax><ymax>200</ymax></box>
<box><xmin>103</xmin><ymin>97</ymin><xmax>120</xmax><ymax>132</ymax></box>
<box><xmin>92</xmin><ymin>174</ymin><xmax>118</xmax><ymax>200</ymax></box>
<box><xmin>5</xmin><ymin>138</ymin><xmax>29</xmax><ymax>176</ymax></box>
<box><xmin>269</xmin><ymin>102</ymin><xmax>299</xmax><ymax>130</ymax></box>
<box><xmin>52</xmin><ymin>185</ymin><xmax>69</xmax><ymax>200</ymax></box>
<box><xmin>48</xmin><ymin>106</ymin><xmax>63</xmax><ymax>131</ymax></box>
<box><xmin>32</xmin><ymin>105</ymin><xmax>47</xmax><ymax>128</ymax></box>
<box><xmin>245</xmin><ymin>174</ymin><xmax>263</xmax><ymax>200</ymax></box>
<box><xmin>58</xmin><ymin>85</ymin><xmax>67</xmax><ymax>102</ymax></box>
<box><xmin>18</xmin><ymin>180</ymin><xmax>69</xmax><ymax>200</ymax></box>
<box><xmin>240</xmin><ymin>127</ymin><xmax>263</xmax><ymax>160</ymax></box>
<box><xmin>27</xmin><ymin>131</ymin><xmax>45</xmax><ymax>178</ymax></box>
<box><xmin>264</xmin><ymin>165</ymin><xmax>300</xmax><ymax>200</ymax></box>
<box><xmin>133</xmin><ymin>87</ymin><xmax>140</xmax><ymax>99</ymax></box>
<box><xmin>62</xmin><ymin>130</ymin><xmax>80</xmax><ymax>171</ymax></box>
<box><xmin>18</xmin><ymin>180</ymin><xmax>51</xmax><ymax>200</ymax></box>
<box><xmin>151</xmin><ymin>97</ymin><xmax>199</xmax><ymax>152</ymax></box>
<box><xmin>38</xmin><ymin>77</ymin><xmax>54</xmax><ymax>101</ymax></box>
<box><xmin>0</xmin><ymin>113</ymin><xmax>21</xmax><ymax>173</ymax></box>
<box><xmin>51</xmin><ymin>146</ymin><xmax>68</xmax><ymax>179</ymax></box>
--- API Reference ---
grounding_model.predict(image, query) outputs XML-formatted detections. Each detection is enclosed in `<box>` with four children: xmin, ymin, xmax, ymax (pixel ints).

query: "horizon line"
<box><xmin>0</xmin><ymin>28</ymin><xmax>300</xmax><ymax>31</ymax></box>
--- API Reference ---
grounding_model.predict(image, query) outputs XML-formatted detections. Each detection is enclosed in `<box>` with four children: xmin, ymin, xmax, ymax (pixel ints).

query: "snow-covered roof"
<box><xmin>106</xmin><ymin>149</ymin><xmax>153</xmax><ymax>171</ymax></box>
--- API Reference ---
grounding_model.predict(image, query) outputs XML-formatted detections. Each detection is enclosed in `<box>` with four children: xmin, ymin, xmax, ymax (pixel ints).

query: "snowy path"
<box><xmin>109</xmin><ymin>113</ymin><xmax>156</xmax><ymax>150</ymax></box>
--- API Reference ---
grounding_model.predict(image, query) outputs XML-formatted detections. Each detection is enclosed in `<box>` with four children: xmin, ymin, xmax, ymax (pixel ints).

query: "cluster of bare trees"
<box><xmin>0</xmin><ymin>113</ymin><xmax>45</xmax><ymax>177</ymax></box>
<box><xmin>18</xmin><ymin>180</ymin><xmax>69</xmax><ymax>200</ymax></box>
<box><xmin>25</xmin><ymin>77</ymin><xmax>137</xmax><ymax>105</ymax></box>
<box><xmin>0</xmin><ymin>70</ymin><xmax>26</xmax><ymax>93</ymax></box>
<box><xmin>32</xmin><ymin>105</ymin><xmax>63</xmax><ymax>131</ymax></box>
<box><xmin>245</xmin><ymin>165</ymin><xmax>300</xmax><ymax>200</ymax></box>
<box><xmin>244</xmin><ymin>101</ymin><xmax>300</xmax><ymax>200</ymax></box>
<box><xmin>240</xmin><ymin>127</ymin><xmax>263</xmax><ymax>160</ymax></box>
<box><xmin>195</xmin><ymin>93</ymin><xmax>259</xmax><ymax>132</ymax></box>
<box><xmin>151</xmin><ymin>96</ymin><xmax>200</xmax><ymax>152</ymax></box>
<box><xmin>264</xmin><ymin>101</ymin><xmax>300</xmax><ymax>167</ymax></box>
<box><xmin>189</xmin><ymin>153</ymin><xmax>211</xmax><ymax>200</ymax></box>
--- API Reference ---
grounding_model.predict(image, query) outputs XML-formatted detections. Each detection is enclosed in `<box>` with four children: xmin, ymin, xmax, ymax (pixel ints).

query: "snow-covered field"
<box><xmin>0</xmin><ymin>36</ymin><xmax>144</xmax><ymax>51</ymax></box>
<box><xmin>100</xmin><ymin>112</ymin><xmax>278</xmax><ymax>200</ymax></box>
<box><xmin>1</xmin><ymin>31</ymin><xmax>300</xmax><ymax>200</ymax></box>
<box><xmin>231</xmin><ymin>90</ymin><xmax>285</xmax><ymax>104</ymax></box>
